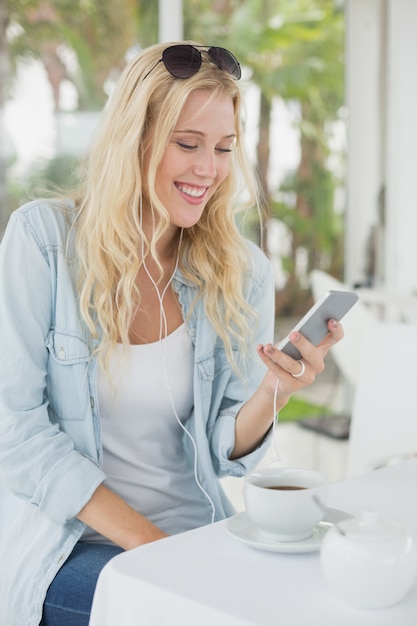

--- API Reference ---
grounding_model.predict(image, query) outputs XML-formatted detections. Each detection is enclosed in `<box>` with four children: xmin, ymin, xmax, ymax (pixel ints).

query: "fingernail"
<box><xmin>290</xmin><ymin>332</ymin><xmax>300</xmax><ymax>343</ymax></box>
<box><xmin>331</xmin><ymin>319</ymin><xmax>338</xmax><ymax>328</ymax></box>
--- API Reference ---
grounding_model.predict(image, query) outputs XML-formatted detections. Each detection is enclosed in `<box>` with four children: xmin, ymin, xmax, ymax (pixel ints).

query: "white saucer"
<box><xmin>226</xmin><ymin>508</ymin><xmax>352</xmax><ymax>554</ymax></box>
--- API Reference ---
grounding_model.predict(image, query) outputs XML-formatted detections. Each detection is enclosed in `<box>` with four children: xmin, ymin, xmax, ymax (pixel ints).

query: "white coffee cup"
<box><xmin>244</xmin><ymin>467</ymin><xmax>328</xmax><ymax>542</ymax></box>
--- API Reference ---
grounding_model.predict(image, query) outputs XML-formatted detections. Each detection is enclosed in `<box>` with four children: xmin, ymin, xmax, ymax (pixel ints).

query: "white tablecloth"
<box><xmin>89</xmin><ymin>459</ymin><xmax>417</xmax><ymax>626</ymax></box>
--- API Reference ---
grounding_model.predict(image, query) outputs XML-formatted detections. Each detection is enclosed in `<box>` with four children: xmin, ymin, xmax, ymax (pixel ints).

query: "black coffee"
<box><xmin>266</xmin><ymin>485</ymin><xmax>307</xmax><ymax>491</ymax></box>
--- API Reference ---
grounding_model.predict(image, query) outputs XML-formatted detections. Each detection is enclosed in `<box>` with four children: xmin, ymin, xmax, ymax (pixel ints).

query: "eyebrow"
<box><xmin>173</xmin><ymin>130</ymin><xmax>237</xmax><ymax>139</ymax></box>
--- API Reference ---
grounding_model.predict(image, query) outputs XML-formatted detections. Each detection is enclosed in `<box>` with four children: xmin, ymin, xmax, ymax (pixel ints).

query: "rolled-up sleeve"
<box><xmin>208</xmin><ymin>246</ymin><xmax>276</xmax><ymax>476</ymax></box>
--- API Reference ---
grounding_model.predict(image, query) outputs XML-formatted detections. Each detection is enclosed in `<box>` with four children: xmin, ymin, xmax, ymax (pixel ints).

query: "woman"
<box><xmin>0</xmin><ymin>41</ymin><xmax>343</xmax><ymax>625</ymax></box>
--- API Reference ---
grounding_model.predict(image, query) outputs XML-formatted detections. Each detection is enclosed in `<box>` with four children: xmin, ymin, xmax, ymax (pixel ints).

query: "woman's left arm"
<box><xmin>230</xmin><ymin>319</ymin><xmax>344</xmax><ymax>459</ymax></box>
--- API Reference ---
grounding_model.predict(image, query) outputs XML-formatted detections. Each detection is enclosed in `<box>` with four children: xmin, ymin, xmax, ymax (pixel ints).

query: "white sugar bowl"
<box><xmin>320</xmin><ymin>510</ymin><xmax>417</xmax><ymax>609</ymax></box>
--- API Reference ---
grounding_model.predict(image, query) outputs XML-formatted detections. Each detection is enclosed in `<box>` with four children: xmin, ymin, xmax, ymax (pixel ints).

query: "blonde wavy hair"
<box><xmin>73</xmin><ymin>41</ymin><xmax>262</xmax><ymax>372</ymax></box>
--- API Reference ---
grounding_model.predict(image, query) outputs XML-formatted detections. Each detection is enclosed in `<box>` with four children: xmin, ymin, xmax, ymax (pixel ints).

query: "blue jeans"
<box><xmin>40</xmin><ymin>542</ymin><xmax>124</xmax><ymax>626</ymax></box>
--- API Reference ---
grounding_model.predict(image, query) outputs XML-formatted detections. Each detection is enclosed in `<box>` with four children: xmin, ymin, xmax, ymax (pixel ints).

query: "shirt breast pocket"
<box><xmin>46</xmin><ymin>330</ymin><xmax>91</xmax><ymax>421</ymax></box>
<box><xmin>196</xmin><ymin>348</ymin><xmax>237</xmax><ymax>408</ymax></box>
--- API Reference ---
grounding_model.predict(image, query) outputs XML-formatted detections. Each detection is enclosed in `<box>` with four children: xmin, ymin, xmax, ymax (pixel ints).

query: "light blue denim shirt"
<box><xmin>0</xmin><ymin>200</ymin><xmax>275</xmax><ymax>626</ymax></box>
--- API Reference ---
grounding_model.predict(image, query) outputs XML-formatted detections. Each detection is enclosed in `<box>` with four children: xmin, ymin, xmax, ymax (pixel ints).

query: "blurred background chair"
<box><xmin>346</xmin><ymin>322</ymin><xmax>417</xmax><ymax>477</ymax></box>
<box><xmin>297</xmin><ymin>270</ymin><xmax>377</xmax><ymax>441</ymax></box>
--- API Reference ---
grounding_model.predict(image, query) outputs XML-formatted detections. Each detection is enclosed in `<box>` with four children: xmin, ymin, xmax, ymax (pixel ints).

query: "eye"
<box><xmin>176</xmin><ymin>142</ymin><xmax>197</xmax><ymax>151</ymax></box>
<box><xmin>216</xmin><ymin>146</ymin><xmax>233</xmax><ymax>154</ymax></box>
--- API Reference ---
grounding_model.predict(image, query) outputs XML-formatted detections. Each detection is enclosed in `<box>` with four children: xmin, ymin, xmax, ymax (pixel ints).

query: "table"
<box><xmin>89</xmin><ymin>459</ymin><xmax>417</xmax><ymax>626</ymax></box>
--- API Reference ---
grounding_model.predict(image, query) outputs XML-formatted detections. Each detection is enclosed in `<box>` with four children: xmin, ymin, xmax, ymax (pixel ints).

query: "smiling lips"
<box><xmin>176</xmin><ymin>183</ymin><xmax>207</xmax><ymax>199</ymax></box>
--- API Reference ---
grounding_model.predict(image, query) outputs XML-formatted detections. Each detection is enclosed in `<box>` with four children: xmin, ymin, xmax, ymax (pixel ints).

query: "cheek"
<box><xmin>217</xmin><ymin>159</ymin><xmax>232</xmax><ymax>186</ymax></box>
<box><xmin>156</xmin><ymin>155</ymin><xmax>172</xmax><ymax>182</ymax></box>
<box><xmin>156</xmin><ymin>144</ymin><xmax>180</xmax><ymax>177</ymax></box>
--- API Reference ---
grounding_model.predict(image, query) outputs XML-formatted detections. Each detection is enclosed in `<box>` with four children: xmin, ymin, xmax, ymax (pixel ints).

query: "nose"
<box><xmin>193</xmin><ymin>149</ymin><xmax>217</xmax><ymax>179</ymax></box>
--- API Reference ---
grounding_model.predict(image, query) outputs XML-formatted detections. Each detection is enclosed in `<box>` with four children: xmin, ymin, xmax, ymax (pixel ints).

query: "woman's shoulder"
<box><xmin>244</xmin><ymin>238</ymin><xmax>270</xmax><ymax>262</ymax></box>
<box><xmin>243</xmin><ymin>238</ymin><xmax>273</xmax><ymax>277</ymax></box>
<box><xmin>12</xmin><ymin>197</ymin><xmax>75</xmax><ymax>224</ymax></box>
<box><xmin>8</xmin><ymin>198</ymin><xmax>77</xmax><ymax>248</ymax></box>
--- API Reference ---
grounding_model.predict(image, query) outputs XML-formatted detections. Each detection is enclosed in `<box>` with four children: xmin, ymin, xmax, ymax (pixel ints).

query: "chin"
<box><xmin>176</xmin><ymin>219</ymin><xmax>201</xmax><ymax>230</ymax></box>
<box><xmin>174</xmin><ymin>210</ymin><xmax>206</xmax><ymax>229</ymax></box>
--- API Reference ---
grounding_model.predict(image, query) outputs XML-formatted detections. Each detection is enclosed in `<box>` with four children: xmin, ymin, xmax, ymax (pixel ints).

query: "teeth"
<box><xmin>177</xmin><ymin>184</ymin><xmax>205</xmax><ymax>198</ymax></box>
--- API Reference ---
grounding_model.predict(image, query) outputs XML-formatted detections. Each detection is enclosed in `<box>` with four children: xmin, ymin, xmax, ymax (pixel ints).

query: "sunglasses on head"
<box><xmin>143</xmin><ymin>44</ymin><xmax>241</xmax><ymax>81</ymax></box>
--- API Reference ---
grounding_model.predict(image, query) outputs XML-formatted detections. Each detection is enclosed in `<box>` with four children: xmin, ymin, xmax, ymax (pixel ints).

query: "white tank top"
<box><xmin>82</xmin><ymin>323</ymin><xmax>212</xmax><ymax>544</ymax></box>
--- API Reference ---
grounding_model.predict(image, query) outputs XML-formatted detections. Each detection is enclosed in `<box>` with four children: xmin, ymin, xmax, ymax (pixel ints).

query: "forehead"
<box><xmin>175</xmin><ymin>90</ymin><xmax>236</xmax><ymax>132</ymax></box>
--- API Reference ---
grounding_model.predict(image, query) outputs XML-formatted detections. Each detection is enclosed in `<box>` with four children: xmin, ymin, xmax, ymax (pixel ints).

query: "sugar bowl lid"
<box><xmin>340</xmin><ymin>509</ymin><xmax>408</xmax><ymax>543</ymax></box>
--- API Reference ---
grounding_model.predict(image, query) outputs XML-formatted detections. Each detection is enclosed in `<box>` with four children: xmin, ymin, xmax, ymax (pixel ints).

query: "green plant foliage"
<box><xmin>278</xmin><ymin>395</ymin><xmax>331</xmax><ymax>423</ymax></box>
<box><xmin>185</xmin><ymin>0</ymin><xmax>346</xmax><ymax>312</ymax></box>
<box><xmin>6</xmin><ymin>0</ymin><xmax>140</xmax><ymax>109</ymax></box>
<box><xmin>7</xmin><ymin>154</ymin><xmax>79</xmax><ymax>210</ymax></box>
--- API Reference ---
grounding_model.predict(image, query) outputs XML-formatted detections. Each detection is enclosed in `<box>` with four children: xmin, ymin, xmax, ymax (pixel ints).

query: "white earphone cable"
<box><xmin>140</xmin><ymin>201</ymin><xmax>216</xmax><ymax>523</ymax></box>
<box><xmin>267</xmin><ymin>377</ymin><xmax>281</xmax><ymax>465</ymax></box>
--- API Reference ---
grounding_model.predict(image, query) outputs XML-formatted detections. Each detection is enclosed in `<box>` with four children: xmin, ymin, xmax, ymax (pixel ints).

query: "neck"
<box><xmin>141</xmin><ymin>227</ymin><xmax>183</xmax><ymax>283</ymax></box>
<box><xmin>139</xmin><ymin>201</ymin><xmax>182</xmax><ymax>263</ymax></box>
<box><xmin>156</xmin><ymin>226</ymin><xmax>183</xmax><ymax>263</ymax></box>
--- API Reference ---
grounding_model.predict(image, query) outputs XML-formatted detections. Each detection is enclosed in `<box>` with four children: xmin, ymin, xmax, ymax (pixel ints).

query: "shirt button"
<box><xmin>58</xmin><ymin>347</ymin><xmax>66</xmax><ymax>359</ymax></box>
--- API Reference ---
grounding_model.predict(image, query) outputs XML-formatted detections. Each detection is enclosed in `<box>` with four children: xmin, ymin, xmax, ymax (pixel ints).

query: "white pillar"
<box><xmin>384</xmin><ymin>0</ymin><xmax>417</xmax><ymax>301</ymax></box>
<box><xmin>158</xmin><ymin>0</ymin><xmax>183</xmax><ymax>43</ymax></box>
<box><xmin>345</xmin><ymin>0</ymin><xmax>385</xmax><ymax>287</ymax></box>
<box><xmin>345</xmin><ymin>0</ymin><xmax>417</xmax><ymax>321</ymax></box>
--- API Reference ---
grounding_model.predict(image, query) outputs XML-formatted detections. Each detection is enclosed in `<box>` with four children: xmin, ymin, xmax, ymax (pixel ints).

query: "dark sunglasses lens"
<box><xmin>162</xmin><ymin>45</ymin><xmax>202</xmax><ymax>79</ymax></box>
<box><xmin>208</xmin><ymin>47</ymin><xmax>241</xmax><ymax>80</ymax></box>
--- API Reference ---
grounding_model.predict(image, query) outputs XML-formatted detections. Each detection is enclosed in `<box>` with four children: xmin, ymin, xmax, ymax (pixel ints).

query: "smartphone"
<box><xmin>276</xmin><ymin>290</ymin><xmax>359</xmax><ymax>360</ymax></box>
